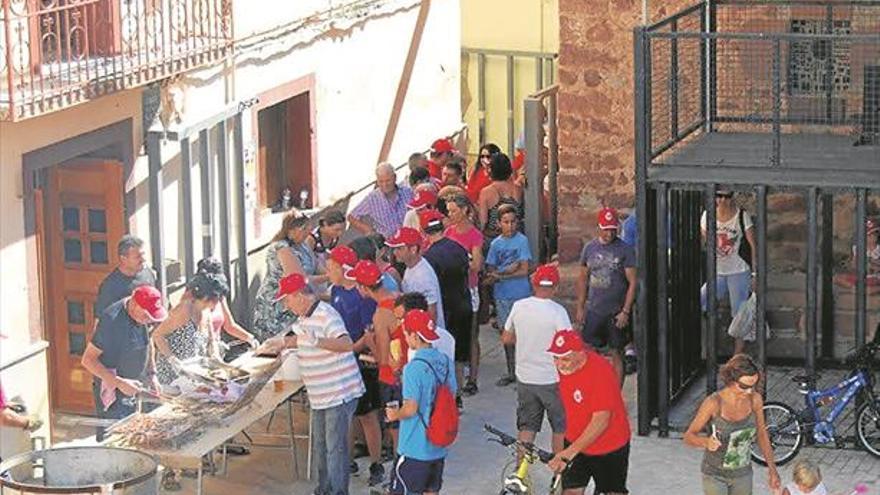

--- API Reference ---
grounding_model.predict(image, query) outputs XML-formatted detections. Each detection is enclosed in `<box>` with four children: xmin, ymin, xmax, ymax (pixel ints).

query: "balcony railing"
<box><xmin>1</xmin><ymin>0</ymin><xmax>232</xmax><ymax>121</ymax></box>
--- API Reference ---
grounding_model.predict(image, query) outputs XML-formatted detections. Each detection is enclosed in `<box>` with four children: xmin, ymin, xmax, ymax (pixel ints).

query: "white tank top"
<box><xmin>785</xmin><ymin>482</ymin><xmax>827</xmax><ymax>495</ymax></box>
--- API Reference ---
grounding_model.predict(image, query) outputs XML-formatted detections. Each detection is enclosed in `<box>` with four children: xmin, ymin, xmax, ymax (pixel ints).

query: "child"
<box><xmin>485</xmin><ymin>204</ymin><xmax>532</xmax><ymax>387</ymax></box>
<box><xmin>782</xmin><ymin>460</ymin><xmax>827</xmax><ymax>495</ymax></box>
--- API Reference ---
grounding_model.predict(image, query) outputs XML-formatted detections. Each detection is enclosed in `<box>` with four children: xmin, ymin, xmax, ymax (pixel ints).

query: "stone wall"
<box><xmin>556</xmin><ymin>0</ymin><xmax>694</xmax><ymax>261</ymax></box>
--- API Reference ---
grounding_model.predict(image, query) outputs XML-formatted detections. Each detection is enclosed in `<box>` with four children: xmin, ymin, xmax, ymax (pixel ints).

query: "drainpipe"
<box><xmin>642</xmin><ymin>0</ymin><xmax>649</xmax><ymax>25</ymax></box>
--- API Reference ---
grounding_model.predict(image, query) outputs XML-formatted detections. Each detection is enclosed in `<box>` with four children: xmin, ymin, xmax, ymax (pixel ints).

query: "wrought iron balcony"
<box><xmin>1</xmin><ymin>0</ymin><xmax>233</xmax><ymax>121</ymax></box>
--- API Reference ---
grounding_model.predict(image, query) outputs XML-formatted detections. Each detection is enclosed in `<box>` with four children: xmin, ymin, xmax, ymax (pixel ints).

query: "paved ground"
<box><xmin>53</xmin><ymin>329</ymin><xmax>880</xmax><ymax>494</ymax></box>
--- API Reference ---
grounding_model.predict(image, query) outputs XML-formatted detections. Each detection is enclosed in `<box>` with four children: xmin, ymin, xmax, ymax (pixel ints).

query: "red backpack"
<box><xmin>412</xmin><ymin>357</ymin><xmax>459</xmax><ymax>447</ymax></box>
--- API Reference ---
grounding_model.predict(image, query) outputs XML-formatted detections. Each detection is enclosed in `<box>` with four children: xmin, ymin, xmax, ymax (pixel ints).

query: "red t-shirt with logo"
<box><xmin>426</xmin><ymin>160</ymin><xmax>443</xmax><ymax>180</ymax></box>
<box><xmin>558</xmin><ymin>351</ymin><xmax>631</xmax><ymax>455</ymax></box>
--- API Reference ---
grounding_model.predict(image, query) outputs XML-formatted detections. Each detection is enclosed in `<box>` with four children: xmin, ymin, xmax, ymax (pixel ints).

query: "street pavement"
<box><xmin>173</xmin><ymin>328</ymin><xmax>878</xmax><ymax>494</ymax></box>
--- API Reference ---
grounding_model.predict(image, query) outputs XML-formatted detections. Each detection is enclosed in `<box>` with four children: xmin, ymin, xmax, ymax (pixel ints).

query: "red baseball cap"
<box><xmin>385</xmin><ymin>227</ymin><xmax>423</xmax><ymax>248</ymax></box>
<box><xmin>274</xmin><ymin>273</ymin><xmax>308</xmax><ymax>301</ymax></box>
<box><xmin>328</xmin><ymin>245</ymin><xmax>358</xmax><ymax>270</ymax></box>
<box><xmin>132</xmin><ymin>285</ymin><xmax>168</xmax><ymax>322</ymax></box>
<box><xmin>546</xmin><ymin>329</ymin><xmax>585</xmax><ymax>357</ymax></box>
<box><xmin>597</xmin><ymin>207</ymin><xmax>620</xmax><ymax>230</ymax></box>
<box><xmin>419</xmin><ymin>209</ymin><xmax>445</xmax><ymax>231</ymax></box>
<box><xmin>344</xmin><ymin>260</ymin><xmax>382</xmax><ymax>287</ymax></box>
<box><xmin>403</xmin><ymin>309</ymin><xmax>440</xmax><ymax>342</ymax></box>
<box><xmin>868</xmin><ymin>218</ymin><xmax>879</xmax><ymax>236</ymax></box>
<box><xmin>532</xmin><ymin>263</ymin><xmax>560</xmax><ymax>288</ymax></box>
<box><xmin>431</xmin><ymin>138</ymin><xmax>454</xmax><ymax>154</ymax></box>
<box><xmin>408</xmin><ymin>189</ymin><xmax>438</xmax><ymax>210</ymax></box>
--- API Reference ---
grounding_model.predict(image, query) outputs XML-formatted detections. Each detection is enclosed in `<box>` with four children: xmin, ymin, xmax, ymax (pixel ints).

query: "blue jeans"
<box><xmin>311</xmin><ymin>399</ymin><xmax>358</xmax><ymax>495</ymax></box>
<box><xmin>701</xmin><ymin>271</ymin><xmax>751</xmax><ymax>316</ymax></box>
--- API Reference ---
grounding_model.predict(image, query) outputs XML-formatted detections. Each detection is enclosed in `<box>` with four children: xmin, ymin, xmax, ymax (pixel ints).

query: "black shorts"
<box><xmin>446</xmin><ymin>308</ymin><xmax>473</xmax><ymax>363</ymax></box>
<box><xmin>380</xmin><ymin>381</ymin><xmax>402</xmax><ymax>429</ymax></box>
<box><xmin>389</xmin><ymin>456</ymin><xmax>445</xmax><ymax>494</ymax></box>
<box><xmin>355</xmin><ymin>363</ymin><xmax>381</xmax><ymax>416</ymax></box>
<box><xmin>516</xmin><ymin>382</ymin><xmax>566</xmax><ymax>434</ymax></box>
<box><xmin>581</xmin><ymin>310</ymin><xmax>629</xmax><ymax>352</ymax></box>
<box><xmin>562</xmin><ymin>442</ymin><xmax>630</xmax><ymax>493</ymax></box>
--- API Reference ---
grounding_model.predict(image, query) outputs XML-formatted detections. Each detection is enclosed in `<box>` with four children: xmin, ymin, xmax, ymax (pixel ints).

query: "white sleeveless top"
<box><xmin>785</xmin><ymin>482</ymin><xmax>827</xmax><ymax>495</ymax></box>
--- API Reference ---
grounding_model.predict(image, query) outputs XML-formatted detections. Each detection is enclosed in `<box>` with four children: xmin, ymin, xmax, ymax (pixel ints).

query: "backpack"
<box><xmin>411</xmin><ymin>357</ymin><xmax>459</xmax><ymax>447</ymax></box>
<box><xmin>737</xmin><ymin>209</ymin><xmax>753</xmax><ymax>269</ymax></box>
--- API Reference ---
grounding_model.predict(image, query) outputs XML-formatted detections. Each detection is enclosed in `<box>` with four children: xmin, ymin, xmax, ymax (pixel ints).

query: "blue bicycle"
<box><xmin>750</xmin><ymin>336</ymin><xmax>880</xmax><ymax>466</ymax></box>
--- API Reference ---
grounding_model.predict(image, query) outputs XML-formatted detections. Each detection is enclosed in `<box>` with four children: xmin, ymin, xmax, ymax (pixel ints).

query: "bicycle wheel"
<box><xmin>751</xmin><ymin>401</ymin><xmax>803</xmax><ymax>467</ymax></box>
<box><xmin>855</xmin><ymin>399</ymin><xmax>880</xmax><ymax>458</ymax></box>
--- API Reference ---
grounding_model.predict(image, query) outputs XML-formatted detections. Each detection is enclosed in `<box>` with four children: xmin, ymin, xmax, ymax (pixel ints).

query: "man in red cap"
<box><xmin>420</xmin><ymin>208</ymin><xmax>471</xmax><ymax>409</ymax></box>
<box><xmin>347</xmin><ymin>260</ymin><xmax>405</xmax><ymax>454</ymax></box>
<box><xmin>386</xmin><ymin>309</ymin><xmax>457</xmax><ymax>495</ymax></box>
<box><xmin>259</xmin><ymin>273</ymin><xmax>365</xmax><ymax>495</ymax></box>
<box><xmin>546</xmin><ymin>330</ymin><xmax>631</xmax><ymax>495</ymax></box>
<box><xmin>501</xmin><ymin>264</ymin><xmax>572</xmax><ymax>454</ymax></box>
<box><xmin>404</xmin><ymin>188</ymin><xmax>438</xmax><ymax>231</ymax></box>
<box><xmin>387</xmin><ymin>227</ymin><xmax>445</xmax><ymax>329</ymax></box>
<box><xmin>326</xmin><ymin>246</ymin><xmax>385</xmax><ymax>485</ymax></box>
<box><xmin>575</xmin><ymin>207</ymin><xmax>636</xmax><ymax>387</ymax></box>
<box><xmin>81</xmin><ymin>285</ymin><xmax>167</xmax><ymax>439</ymax></box>
<box><xmin>427</xmin><ymin>138</ymin><xmax>455</xmax><ymax>180</ymax></box>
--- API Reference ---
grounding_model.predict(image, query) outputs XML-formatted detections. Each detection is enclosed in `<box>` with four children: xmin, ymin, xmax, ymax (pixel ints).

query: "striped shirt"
<box><xmin>291</xmin><ymin>301</ymin><xmax>365</xmax><ymax>410</ymax></box>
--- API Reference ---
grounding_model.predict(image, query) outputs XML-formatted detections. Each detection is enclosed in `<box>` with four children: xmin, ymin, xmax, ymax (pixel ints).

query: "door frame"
<box><xmin>21</xmin><ymin>118</ymin><xmax>134</xmax><ymax>415</ymax></box>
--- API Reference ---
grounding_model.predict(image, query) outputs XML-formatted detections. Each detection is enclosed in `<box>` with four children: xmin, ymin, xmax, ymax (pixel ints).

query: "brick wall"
<box><xmin>556</xmin><ymin>0</ymin><xmax>694</xmax><ymax>261</ymax></box>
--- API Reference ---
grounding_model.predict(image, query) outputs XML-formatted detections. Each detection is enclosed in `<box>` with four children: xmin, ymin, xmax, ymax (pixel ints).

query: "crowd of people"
<box><xmin>46</xmin><ymin>137</ymin><xmax>872</xmax><ymax>495</ymax></box>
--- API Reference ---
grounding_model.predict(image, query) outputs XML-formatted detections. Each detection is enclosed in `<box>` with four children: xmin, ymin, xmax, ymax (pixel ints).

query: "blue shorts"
<box><xmin>380</xmin><ymin>381</ymin><xmax>402</xmax><ymax>429</ymax></box>
<box><xmin>389</xmin><ymin>456</ymin><xmax>445</xmax><ymax>494</ymax></box>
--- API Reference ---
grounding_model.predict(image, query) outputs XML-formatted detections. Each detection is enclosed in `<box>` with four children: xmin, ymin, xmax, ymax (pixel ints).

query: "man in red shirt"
<box><xmin>427</xmin><ymin>138</ymin><xmax>454</xmax><ymax>180</ymax></box>
<box><xmin>546</xmin><ymin>329</ymin><xmax>630</xmax><ymax>495</ymax></box>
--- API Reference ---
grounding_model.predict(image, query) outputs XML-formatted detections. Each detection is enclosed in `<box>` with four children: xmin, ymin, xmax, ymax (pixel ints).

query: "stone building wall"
<box><xmin>556</xmin><ymin>0</ymin><xmax>694</xmax><ymax>261</ymax></box>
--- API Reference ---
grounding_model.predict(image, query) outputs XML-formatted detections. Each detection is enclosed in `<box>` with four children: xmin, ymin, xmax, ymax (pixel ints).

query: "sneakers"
<box><xmin>461</xmin><ymin>379</ymin><xmax>479</xmax><ymax>396</ymax></box>
<box><xmin>455</xmin><ymin>395</ymin><xmax>463</xmax><ymax>411</ymax></box>
<box><xmin>368</xmin><ymin>462</ymin><xmax>385</xmax><ymax>486</ymax></box>
<box><xmin>495</xmin><ymin>375</ymin><xmax>515</xmax><ymax>387</ymax></box>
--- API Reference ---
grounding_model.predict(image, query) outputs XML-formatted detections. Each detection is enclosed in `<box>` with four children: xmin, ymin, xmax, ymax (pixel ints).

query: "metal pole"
<box><xmin>478</xmin><ymin>53</ymin><xmax>487</xmax><ymax>147</ymax></box>
<box><xmin>707</xmin><ymin>0</ymin><xmax>717</xmax><ymax>130</ymax></box>
<box><xmin>824</xmin><ymin>5</ymin><xmax>834</xmax><ymax>124</ymax></box>
<box><xmin>506</xmin><ymin>55</ymin><xmax>515</xmax><ymax>158</ymax></box>
<box><xmin>670</xmin><ymin>20</ymin><xmax>679</xmax><ymax>139</ymax></box>
<box><xmin>705</xmin><ymin>183</ymin><xmax>718</xmax><ymax>394</ymax></box>
<box><xmin>855</xmin><ymin>189</ymin><xmax>868</xmax><ymax>347</ymax></box>
<box><xmin>147</xmin><ymin>133</ymin><xmax>166</xmax><ymax>302</ymax></box>
<box><xmin>523</xmin><ymin>98</ymin><xmax>543</xmax><ymax>261</ymax></box>
<box><xmin>772</xmin><ymin>39</ymin><xmax>781</xmax><ymax>167</ymax></box>
<box><xmin>535</xmin><ymin>57</ymin><xmax>544</xmax><ymax>92</ymax></box>
<box><xmin>547</xmin><ymin>93</ymin><xmax>559</xmax><ymax>257</ymax></box>
<box><xmin>232</xmin><ymin>114</ymin><xmax>250</xmax><ymax>326</ymax></box>
<box><xmin>657</xmin><ymin>182</ymin><xmax>670</xmax><ymax>437</ymax></box>
<box><xmin>755</xmin><ymin>186</ymin><xmax>768</xmax><ymax>369</ymax></box>
<box><xmin>199</xmin><ymin>128</ymin><xmax>214</xmax><ymax>259</ymax></box>
<box><xmin>700</xmin><ymin>2</ymin><xmax>708</xmax><ymax>130</ymax></box>
<box><xmin>181</xmin><ymin>138</ymin><xmax>195</xmax><ymax>280</ymax></box>
<box><xmin>634</xmin><ymin>27</ymin><xmax>652</xmax><ymax>436</ymax></box>
<box><xmin>217</xmin><ymin>120</ymin><xmax>232</xmax><ymax>281</ymax></box>
<box><xmin>820</xmin><ymin>193</ymin><xmax>834</xmax><ymax>359</ymax></box>
<box><xmin>805</xmin><ymin>188</ymin><xmax>819</xmax><ymax>375</ymax></box>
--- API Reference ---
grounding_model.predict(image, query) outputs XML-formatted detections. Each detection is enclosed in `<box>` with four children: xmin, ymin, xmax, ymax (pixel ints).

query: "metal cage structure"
<box><xmin>634</xmin><ymin>0</ymin><xmax>880</xmax><ymax>436</ymax></box>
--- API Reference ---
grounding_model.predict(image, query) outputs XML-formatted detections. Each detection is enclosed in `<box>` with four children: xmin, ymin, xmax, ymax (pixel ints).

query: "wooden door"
<box><xmin>43</xmin><ymin>161</ymin><xmax>125</xmax><ymax>414</ymax></box>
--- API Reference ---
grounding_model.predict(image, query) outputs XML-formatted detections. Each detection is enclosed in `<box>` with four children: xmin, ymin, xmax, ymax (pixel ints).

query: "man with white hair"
<box><xmin>349</xmin><ymin>163</ymin><xmax>414</xmax><ymax>238</ymax></box>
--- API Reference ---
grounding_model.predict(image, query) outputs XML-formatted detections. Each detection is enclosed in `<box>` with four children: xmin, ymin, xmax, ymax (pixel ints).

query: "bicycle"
<box><xmin>484</xmin><ymin>424</ymin><xmax>567</xmax><ymax>495</ymax></box>
<box><xmin>750</xmin><ymin>337</ymin><xmax>880</xmax><ymax>466</ymax></box>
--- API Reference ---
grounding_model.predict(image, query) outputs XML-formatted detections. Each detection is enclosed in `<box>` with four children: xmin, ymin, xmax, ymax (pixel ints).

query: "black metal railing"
<box><xmin>638</xmin><ymin>0</ymin><xmax>880</xmax><ymax>165</ymax></box>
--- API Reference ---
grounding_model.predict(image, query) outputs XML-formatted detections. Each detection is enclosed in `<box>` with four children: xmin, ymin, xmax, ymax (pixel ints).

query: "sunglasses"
<box><xmin>716</xmin><ymin>193</ymin><xmax>734</xmax><ymax>199</ymax></box>
<box><xmin>480</xmin><ymin>154</ymin><xmax>492</xmax><ymax>159</ymax></box>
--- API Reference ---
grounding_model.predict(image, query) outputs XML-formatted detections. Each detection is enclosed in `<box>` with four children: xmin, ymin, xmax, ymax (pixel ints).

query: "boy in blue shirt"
<box><xmin>386</xmin><ymin>309</ymin><xmax>457</xmax><ymax>495</ymax></box>
<box><xmin>485</xmin><ymin>204</ymin><xmax>533</xmax><ymax>387</ymax></box>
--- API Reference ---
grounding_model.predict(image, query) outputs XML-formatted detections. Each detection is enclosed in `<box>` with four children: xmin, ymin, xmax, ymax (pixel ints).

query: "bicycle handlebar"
<box><xmin>484</xmin><ymin>424</ymin><xmax>555</xmax><ymax>464</ymax></box>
